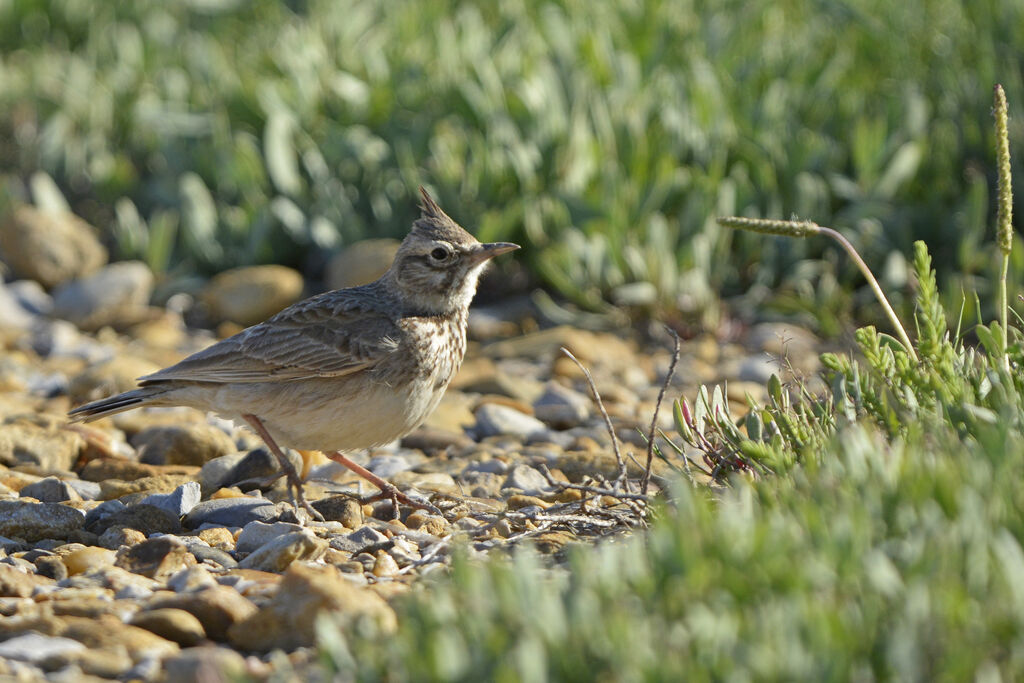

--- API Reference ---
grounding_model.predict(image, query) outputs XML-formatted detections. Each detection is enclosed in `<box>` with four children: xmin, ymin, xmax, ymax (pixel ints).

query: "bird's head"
<box><xmin>385</xmin><ymin>188</ymin><xmax>518</xmax><ymax>314</ymax></box>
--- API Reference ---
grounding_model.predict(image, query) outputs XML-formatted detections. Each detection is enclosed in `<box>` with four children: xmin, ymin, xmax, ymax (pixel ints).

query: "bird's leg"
<box><xmin>325</xmin><ymin>451</ymin><xmax>443</xmax><ymax>516</ymax></box>
<box><xmin>242</xmin><ymin>414</ymin><xmax>324</xmax><ymax>522</ymax></box>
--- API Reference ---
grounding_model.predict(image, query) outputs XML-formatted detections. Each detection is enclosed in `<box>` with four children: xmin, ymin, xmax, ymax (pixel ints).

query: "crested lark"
<box><xmin>69</xmin><ymin>188</ymin><xmax>519</xmax><ymax>518</ymax></box>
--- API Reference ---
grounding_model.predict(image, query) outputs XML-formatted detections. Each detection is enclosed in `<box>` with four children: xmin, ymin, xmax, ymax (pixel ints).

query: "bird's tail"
<box><xmin>67</xmin><ymin>386</ymin><xmax>170</xmax><ymax>422</ymax></box>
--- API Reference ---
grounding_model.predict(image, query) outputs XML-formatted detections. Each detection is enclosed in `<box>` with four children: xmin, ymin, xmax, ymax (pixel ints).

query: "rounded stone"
<box><xmin>0</xmin><ymin>205</ymin><xmax>107</xmax><ymax>289</ymax></box>
<box><xmin>200</xmin><ymin>265</ymin><xmax>304</xmax><ymax>326</ymax></box>
<box><xmin>325</xmin><ymin>238</ymin><xmax>400</xmax><ymax>290</ymax></box>
<box><xmin>133</xmin><ymin>424</ymin><xmax>237</xmax><ymax>467</ymax></box>
<box><xmin>131</xmin><ymin>608</ymin><xmax>207</xmax><ymax>647</ymax></box>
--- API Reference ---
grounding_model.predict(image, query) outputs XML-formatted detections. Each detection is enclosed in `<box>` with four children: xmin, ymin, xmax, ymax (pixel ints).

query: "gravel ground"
<box><xmin>0</xmin><ymin>209</ymin><xmax>825</xmax><ymax>680</ymax></box>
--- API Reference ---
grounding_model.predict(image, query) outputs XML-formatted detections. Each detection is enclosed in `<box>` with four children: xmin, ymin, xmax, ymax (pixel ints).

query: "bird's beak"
<box><xmin>466</xmin><ymin>242</ymin><xmax>520</xmax><ymax>266</ymax></box>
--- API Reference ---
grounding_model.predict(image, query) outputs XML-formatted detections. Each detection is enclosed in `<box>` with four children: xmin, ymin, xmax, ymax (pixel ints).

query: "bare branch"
<box><xmin>559</xmin><ymin>346</ymin><xmax>628</xmax><ymax>490</ymax></box>
<box><xmin>643</xmin><ymin>327</ymin><xmax>680</xmax><ymax>495</ymax></box>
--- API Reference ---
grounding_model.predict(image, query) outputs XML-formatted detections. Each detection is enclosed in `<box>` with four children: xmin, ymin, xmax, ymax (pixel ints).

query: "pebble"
<box><xmin>473</xmin><ymin>403</ymin><xmax>550</xmax><ymax>440</ymax></box>
<box><xmin>200</xmin><ymin>265</ymin><xmax>304</xmax><ymax>326</ymax></box>
<box><xmin>0</xmin><ymin>632</ymin><xmax>85</xmax><ymax>664</ymax></box>
<box><xmin>235</xmin><ymin>521</ymin><xmax>304</xmax><ymax>554</ymax></box>
<box><xmin>130</xmin><ymin>608</ymin><xmax>207</xmax><ymax>647</ymax></box>
<box><xmin>237</xmin><ymin>530</ymin><xmax>327</xmax><ymax>573</ymax></box>
<box><xmin>52</xmin><ymin>261</ymin><xmax>154</xmax><ymax>330</ymax></box>
<box><xmin>163</xmin><ymin>645</ymin><xmax>248</xmax><ymax>683</ymax></box>
<box><xmin>0</xmin><ymin>501</ymin><xmax>85</xmax><ymax>542</ymax></box>
<box><xmin>19</xmin><ymin>476</ymin><xmax>81</xmax><ymax>503</ymax></box>
<box><xmin>533</xmin><ymin>381</ymin><xmax>591</xmax><ymax>428</ymax></box>
<box><xmin>502</xmin><ymin>464</ymin><xmax>553</xmax><ymax>496</ymax></box>
<box><xmin>227</xmin><ymin>562</ymin><xmax>396</xmax><ymax>651</ymax></box>
<box><xmin>115</xmin><ymin>536</ymin><xmax>197</xmax><ymax>581</ymax></box>
<box><xmin>183</xmin><ymin>497</ymin><xmax>282</xmax><ymax>529</ymax></box>
<box><xmin>148</xmin><ymin>585</ymin><xmax>258</xmax><ymax>641</ymax></box>
<box><xmin>61</xmin><ymin>546</ymin><xmax>116</xmax><ymax>576</ymax></box>
<box><xmin>367</xmin><ymin>454</ymin><xmax>415</xmax><ymax>478</ymax></box>
<box><xmin>0</xmin><ymin>205</ymin><xmax>107</xmax><ymax>289</ymax></box>
<box><xmin>166</xmin><ymin>565</ymin><xmax>217</xmax><ymax>593</ymax></box>
<box><xmin>311</xmin><ymin>495</ymin><xmax>363</xmax><ymax>529</ymax></box>
<box><xmin>0</xmin><ymin>423</ymin><xmax>85</xmax><ymax>473</ymax></box>
<box><xmin>134</xmin><ymin>424</ymin><xmax>237</xmax><ymax>467</ymax></box>
<box><xmin>139</xmin><ymin>482</ymin><xmax>202</xmax><ymax>518</ymax></box>
<box><xmin>89</xmin><ymin>503</ymin><xmax>183</xmax><ymax>536</ymax></box>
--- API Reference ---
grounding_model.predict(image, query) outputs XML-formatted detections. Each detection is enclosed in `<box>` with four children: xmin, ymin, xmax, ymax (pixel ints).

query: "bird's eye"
<box><xmin>430</xmin><ymin>247</ymin><xmax>450</xmax><ymax>261</ymax></box>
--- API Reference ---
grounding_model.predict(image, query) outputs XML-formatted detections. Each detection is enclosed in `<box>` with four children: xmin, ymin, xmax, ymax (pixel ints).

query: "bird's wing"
<box><xmin>140</xmin><ymin>290</ymin><xmax>402</xmax><ymax>384</ymax></box>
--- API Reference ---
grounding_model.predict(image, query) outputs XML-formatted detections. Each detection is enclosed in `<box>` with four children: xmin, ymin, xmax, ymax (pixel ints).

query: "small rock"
<box><xmin>0</xmin><ymin>205</ymin><xmax>107</xmax><ymax>289</ymax></box>
<box><xmin>0</xmin><ymin>280</ymin><xmax>39</xmax><ymax>331</ymax></box>
<box><xmin>325</xmin><ymin>238</ymin><xmax>400</xmax><ymax>290</ymax></box>
<box><xmin>97</xmin><ymin>526</ymin><xmax>147</xmax><ymax>550</ymax></box>
<box><xmin>52</xmin><ymin>261</ymin><xmax>154</xmax><ymax>330</ymax></box>
<box><xmin>33</xmin><ymin>554</ymin><xmax>68</xmax><ymax>581</ymax></box>
<box><xmin>139</xmin><ymin>482</ymin><xmax>202</xmax><ymax>518</ymax></box>
<box><xmin>502</xmin><ymin>464</ymin><xmax>553</xmax><ymax>496</ymax></box>
<box><xmin>99</xmin><ymin>474</ymin><xmax>197</xmax><ymax>500</ymax></box>
<box><xmin>130</xmin><ymin>608</ymin><xmax>206</xmax><ymax>647</ymax></box>
<box><xmin>134</xmin><ymin>425</ymin><xmax>237</xmax><ymax>467</ymax></box>
<box><xmin>19</xmin><ymin>477</ymin><xmax>81</xmax><ymax>503</ymax></box>
<box><xmin>115</xmin><ymin>536</ymin><xmax>197</xmax><ymax>581</ymax></box>
<box><xmin>344</xmin><ymin>526</ymin><xmax>389</xmax><ymax>553</ymax></box>
<box><xmin>0</xmin><ymin>501</ymin><xmax>85</xmax><ymax>542</ymax></box>
<box><xmin>149</xmin><ymin>585</ymin><xmax>258</xmax><ymax>641</ymax></box>
<box><xmin>183</xmin><ymin>497</ymin><xmax>282</xmax><ymax>529</ymax></box>
<box><xmin>311</xmin><ymin>495</ymin><xmax>363</xmax><ymax>529</ymax></box>
<box><xmin>163</xmin><ymin>645</ymin><xmax>247</xmax><ymax>683</ymax></box>
<box><xmin>367</xmin><ymin>454</ymin><xmax>413</xmax><ymax>478</ymax></box>
<box><xmin>197</xmin><ymin>452</ymin><xmax>247</xmax><ymax>492</ymax></box>
<box><xmin>0</xmin><ymin>632</ymin><xmax>85</xmax><ymax>664</ymax></box>
<box><xmin>0</xmin><ymin>423</ymin><xmax>84</xmax><ymax>473</ymax></box>
<box><xmin>235</xmin><ymin>521</ymin><xmax>304</xmax><ymax>554</ymax></box>
<box><xmin>227</xmin><ymin>563</ymin><xmax>396</xmax><ymax>651</ymax></box>
<box><xmin>220</xmin><ymin>448</ymin><xmax>285</xmax><ymax>489</ymax></box>
<box><xmin>87</xmin><ymin>503</ymin><xmax>183</xmax><ymax>536</ymax></box>
<box><xmin>166</xmin><ymin>565</ymin><xmax>217</xmax><ymax>593</ymax></box>
<box><xmin>79</xmin><ymin>458</ymin><xmax>196</xmax><ymax>483</ymax></box>
<box><xmin>473</xmin><ymin>403</ymin><xmax>549</xmax><ymax>440</ymax></box>
<box><xmin>238</xmin><ymin>530</ymin><xmax>327</xmax><ymax>573</ymax></box>
<box><xmin>0</xmin><ymin>563</ymin><xmax>48</xmax><ymax>597</ymax></box>
<box><xmin>195</xmin><ymin>527</ymin><xmax>236</xmax><ymax>551</ymax></box>
<box><xmin>65</xmin><ymin>479</ymin><xmax>100</xmax><ymax>501</ymax></box>
<box><xmin>61</xmin><ymin>546</ymin><xmax>116</xmax><ymax>575</ymax></box>
<box><xmin>201</xmin><ymin>265</ymin><xmax>304</xmax><ymax>326</ymax></box>
<box><xmin>372</xmin><ymin>550</ymin><xmax>400</xmax><ymax>577</ymax></box>
<box><xmin>462</xmin><ymin>459</ymin><xmax>509</xmax><ymax>475</ymax></box>
<box><xmin>533</xmin><ymin>382</ymin><xmax>591</xmax><ymax>428</ymax></box>
<box><xmin>58</xmin><ymin>613</ymin><xmax>180</xmax><ymax>661</ymax></box>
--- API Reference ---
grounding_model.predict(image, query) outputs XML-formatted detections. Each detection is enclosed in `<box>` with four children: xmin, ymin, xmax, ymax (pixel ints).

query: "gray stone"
<box><xmin>0</xmin><ymin>632</ymin><xmax>85</xmax><ymax>664</ymax></box>
<box><xmin>183</xmin><ymin>497</ymin><xmax>282</xmax><ymax>529</ymax></box>
<box><xmin>65</xmin><ymin>479</ymin><xmax>101</xmax><ymax>501</ymax></box>
<box><xmin>30</xmin><ymin>319</ymin><xmax>111</xmax><ymax>362</ymax></box>
<box><xmin>0</xmin><ymin>205</ymin><xmax>107</xmax><ymax>289</ymax></box>
<box><xmin>52</xmin><ymin>260</ymin><xmax>154</xmax><ymax>330</ymax></box>
<box><xmin>166</xmin><ymin>565</ymin><xmax>218</xmax><ymax>593</ymax></box>
<box><xmin>19</xmin><ymin>476</ymin><xmax>81</xmax><ymax>503</ymax></box>
<box><xmin>140</xmin><ymin>482</ymin><xmax>202</xmax><ymax>518</ymax></box>
<box><xmin>88</xmin><ymin>504</ymin><xmax>183</xmax><ymax>536</ymax></box>
<box><xmin>533</xmin><ymin>382</ymin><xmax>591</xmax><ymax>428</ymax></box>
<box><xmin>461</xmin><ymin>459</ymin><xmax>509</xmax><ymax>475</ymax></box>
<box><xmin>236</xmin><ymin>520</ymin><xmax>305</xmax><ymax>554</ymax></box>
<box><xmin>737</xmin><ymin>354</ymin><xmax>783</xmax><ymax>384</ymax></box>
<box><xmin>473</xmin><ymin>403</ymin><xmax>549</xmax><ymax>439</ymax></box>
<box><xmin>368</xmin><ymin>454</ymin><xmax>414</xmax><ymax>478</ymax></box>
<box><xmin>502</xmin><ymin>464</ymin><xmax>553</xmax><ymax>496</ymax></box>
<box><xmin>238</xmin><ymin>530</ymin><xmax>327</xmax><ymax>572</ymax></box>
<box><xmin>115</xmin><ymin>536</ymin><xmax>196</xmax><ymax>580</ymax></box>
<box><xmin>198</xmin><ymin>452</ymin><xmax>247</xmax><ymax>492</ymax></box>
<box><xmin>0</xmin><ymin>280</ymin><xmax>38</xmax><ymax>331</ymax></box>
<box><xmin>7</xmin><ymin>279</ymin><xmax>53</xmax><ymax>315</ymax></box>
<box><xmin>344</xmin><ymin>526</ymin><xmax>389</xmax><ymax>553</ymax></box>
<box><xmin>0</xmin><ymin>500</ymin><xmax>85</xmax><ymax>542</ymax></box>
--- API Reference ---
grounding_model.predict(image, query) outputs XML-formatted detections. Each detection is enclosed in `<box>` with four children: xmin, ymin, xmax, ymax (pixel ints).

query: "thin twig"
<box><xmin>643</xmin><ymin>327</ymin><xmax>680</xmax><ymax>495</ymax></box>
<box><xmin>560</xmin><ymin>346</ymin><xmax>628</xmax><ymax>490</ymax></box>
<box><xmin>538</xmin><ymin>463</ymin><xmax>650</xmax><ymax>501</ymax></box>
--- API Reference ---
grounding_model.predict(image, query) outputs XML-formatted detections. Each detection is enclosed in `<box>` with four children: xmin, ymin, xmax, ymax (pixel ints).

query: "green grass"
<box><xmin>2</xmin><ymin>0</ymin><xmax>1022</xmax><ymax>324</ymax></box>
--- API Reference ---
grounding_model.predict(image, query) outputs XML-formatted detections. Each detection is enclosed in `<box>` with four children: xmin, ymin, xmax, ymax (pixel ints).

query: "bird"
<box><xmin>69</xmin><ymin>188</ymin><xmax>519</xmax><ymax>519</ymax></box>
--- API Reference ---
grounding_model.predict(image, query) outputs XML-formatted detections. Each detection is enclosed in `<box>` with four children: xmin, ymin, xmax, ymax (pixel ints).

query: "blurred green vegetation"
<box><xmin>1</xmin><ymin>0</ymin><xmax>1022</xmax><ymax>325</ymax></box>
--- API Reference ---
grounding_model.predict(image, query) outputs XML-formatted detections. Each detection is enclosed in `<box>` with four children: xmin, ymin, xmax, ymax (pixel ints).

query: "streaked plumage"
<box><xmin>69</xmin><ymin>188</ymin><xmax>518</xmax><ymax>516</ymax></box>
